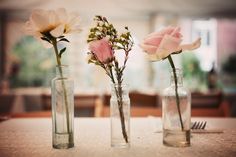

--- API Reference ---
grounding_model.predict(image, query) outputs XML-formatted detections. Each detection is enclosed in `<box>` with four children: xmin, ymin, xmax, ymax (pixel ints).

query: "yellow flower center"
<box><xmin>64</xmin><ymin>24</ymin><xmax>70</xmax><ymax>33</ymax></box>
<box><xmin>41</xmin><ymin>25</ymin><xmax>58</xmax><ymax>34</ymax></box>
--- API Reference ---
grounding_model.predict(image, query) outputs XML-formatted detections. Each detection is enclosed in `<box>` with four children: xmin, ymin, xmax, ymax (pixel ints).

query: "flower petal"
<box><xmin>68</xmin><ymin>13</ymin><xmax>80</xmax><ymax>25</ymax></box>
<box><xmin>66</xmin><ymin>26</ymin><xmax>82</xmax><ymax>34</ymax></box>
<box><xmin>48</xmin><ymin>10</ymin><xmax>60</xmax><ymax>27</ymax></box>
<box><xmin>50</xmin><ymin>24</ymin><xmax>65</xmax><ymax>37</ymax></box>
<box><xmin>143</xmin><ymin>35</ymin><xmax>162</xmax><ymax>46</ymax></box>
<box><xmin>145</xmin><ymin>31</ymin><xmax>163</xmax><ymax>39</ymax></box>
<box><xmin>145</xmin><ymin>26</ymin><xmax>174</xmax><ymax>39</ymax></box>
<box><xmin>65</xmin><ymin>13</ymin><xmax>81</xmax><ymax>34</ymax></box>
<box><xmin>147</xmin><ymin>35</ymin><xmax>182</xmax><ymax>60</ymax></box>
<box><xmin>89</xmin><ymin>38</ymin><xmax>113</xmax><ymax>62</ymax></box>
<box><xmin>139</xmin><ymin>43</ymin><xmax>157</xmax><ymax>54</ymax></box>
<box><xmin>23</xmin><ymin>21</ymin><xmax>35</xmax><ymax>35</ymax></box>
<box><xmin>30</xmin><ymin>9</ymin><xmax>50</xmax><ymax>31</ymax></box>
<box><xmin>170</xmin><ymin>26</ymin><xmax>182</xmax><ymax>38</ymax></box>
<box><xmin>56</xmin><ymin>8</ymin><xmax>68</xmax><ymax>23</ymax></box>
<box><xmin>179</xmin><ymin>38</ymin><xmax>201</xmax><ymax>51</ymax></box>
<box><xmin>157</xmin><ymin>34</ymin><xmax>182</xmax><ymax>54</ymax></box>
<box><xmin>147</xmin><ymin>52</ymin><xmax>165</xmax><ymax>61</ymax></box>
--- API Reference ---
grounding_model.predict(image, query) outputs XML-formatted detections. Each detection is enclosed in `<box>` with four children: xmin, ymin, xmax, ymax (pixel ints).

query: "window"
<box><xmin>192</xmin><ymin>19</ymin><xmax>217</xmax><ymax>71</ymax></box>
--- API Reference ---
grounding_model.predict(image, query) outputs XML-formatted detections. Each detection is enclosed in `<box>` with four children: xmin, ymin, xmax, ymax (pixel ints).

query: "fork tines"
<box><xmin>191</xmin><ymin>121</ymin><xmax>207</xmax><ymax>130</ymax></box>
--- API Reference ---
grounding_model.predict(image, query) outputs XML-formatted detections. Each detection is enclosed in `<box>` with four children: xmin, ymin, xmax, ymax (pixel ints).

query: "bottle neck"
<box><xmin>56</xmin><ymin>65</ymin><xmax>69</xmax><ymax>78</ymax></box>
<box><xmin>111</xmin><ymin>84</ymin><xmax>129</xmax><ymax>98</ymax></box>
<box><xmin>170</xmin><ymin>69</ymin><xmax>183</xmax><ymax>86</ymax></box>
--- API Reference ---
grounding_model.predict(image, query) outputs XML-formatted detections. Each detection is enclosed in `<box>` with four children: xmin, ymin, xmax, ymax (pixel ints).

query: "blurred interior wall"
<box><xmin>217</xmin><ymin>19</ymin><xmax>236</xmax><ymax>65</ymax></box>
<box><xmin>0</xmin><ymin>12</ymin><xmax>7</xmax><ymax>80</ymax></box>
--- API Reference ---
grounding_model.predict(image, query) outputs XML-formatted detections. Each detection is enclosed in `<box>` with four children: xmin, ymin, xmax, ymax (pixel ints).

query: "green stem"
<box><xmin>167</xmin><ymin>56</ymin><xmax>184</xmax><ymax>131</ymax></box>
<box><xmin>109</xmin><ymin>67</ymin><xmax>116</xmax><ymax>84</ymax></box>
<box><xmin>52</xmin><ymin>39</ymin><xmax>70</xmax><ymax>134</ymax></box>
<box><xmin>116</xmin><ymin>81</ymin><xmax>128</xmax><ymax>143</ymax></box>
<box><xmin>109</xmin><ymin>66</ymin><xmax>128</xmax><ymax>143</ymax></box>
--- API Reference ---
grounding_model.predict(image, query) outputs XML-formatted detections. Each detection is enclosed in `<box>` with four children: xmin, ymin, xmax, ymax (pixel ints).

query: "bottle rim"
<box><xmin>56</xmin><ymin>65</ymin><xmax>69</xmax><ymax>68</ymax></box>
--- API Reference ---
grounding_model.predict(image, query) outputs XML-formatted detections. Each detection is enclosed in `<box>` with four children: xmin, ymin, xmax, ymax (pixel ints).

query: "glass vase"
<box><xmin>110</xmin><ymin>84</ymin><xmax>130</xmax><ymax>148</ymax></box>
<box><xmin>51</xmin><ymin>65</ymin><xmax>74</xmax><ymax>149</ymax></box>
<box><xmin>162</xmin><ymin>69</ymin><xmax>191</xmax><ymax>147</ymax></box>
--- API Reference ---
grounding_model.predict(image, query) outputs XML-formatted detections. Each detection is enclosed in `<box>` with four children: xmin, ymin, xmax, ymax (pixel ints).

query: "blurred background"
<box><xmin>0</xmin><ymin>0</ymin><xmax>236</xmax><ymax>117</ymax></box>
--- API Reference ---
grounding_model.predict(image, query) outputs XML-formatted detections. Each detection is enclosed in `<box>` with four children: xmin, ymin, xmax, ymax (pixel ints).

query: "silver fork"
<box><xmin>154</xmin><ymin>120</ymin><xmax>223</xmax><ymax>133</ymax></box>
<box><xmin>191</xmin><ymin>121</ymin><xmax>207</xmax><ymax>130</ymax></box>
<box><xmin>191</xmin><ymin>121</ymin><xmax>224</xmax><ymax>133</ymax></box>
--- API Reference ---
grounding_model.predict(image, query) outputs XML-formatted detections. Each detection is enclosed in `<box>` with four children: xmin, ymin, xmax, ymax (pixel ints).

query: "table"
<box><xmin>0</xmin><ymin>118</ymin><xmax>235</xmax><ymax>157</ymax></box>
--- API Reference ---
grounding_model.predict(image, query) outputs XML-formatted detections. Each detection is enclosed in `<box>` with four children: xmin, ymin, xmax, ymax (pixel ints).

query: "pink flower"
<box><xmin>89</xmin><ymin>38</ymin><xmax>113</xmax><ymax>63</ymax></box>
<box><xmin>24</xmin><ymin>8</ymin><xmax>82</xmax><ymax>48</ymax></box>
<box><xmin>140</xmin><ymin>26</ymin><xmax>201</xmax><ymax>61</ymax></box>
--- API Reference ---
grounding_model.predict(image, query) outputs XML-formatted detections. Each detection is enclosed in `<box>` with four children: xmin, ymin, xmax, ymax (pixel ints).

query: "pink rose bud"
<box><xmin>140</xmin><ymin>26</ymin><xmax>201</xmax><ymax>61</ymax></box>
<box><xmin>89</xmin><ymin>38</ymin><xmax>113</xmax><ymax>63</ymax></box>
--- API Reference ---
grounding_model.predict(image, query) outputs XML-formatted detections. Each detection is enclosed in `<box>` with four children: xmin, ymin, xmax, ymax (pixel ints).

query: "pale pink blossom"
<box><xmin>89</xmin><ymin>38</ymin><xmax>113</xmax><ymax>63</ymax></box>
<box><xmin>140</xmin><ymin>26</ymin><xmax>201</xmax><ymax>61</ymax></box>
<box><xmin>24</xmin><ymin>8</ymin><xmax>81</xmax><ymax>48</ymax></box>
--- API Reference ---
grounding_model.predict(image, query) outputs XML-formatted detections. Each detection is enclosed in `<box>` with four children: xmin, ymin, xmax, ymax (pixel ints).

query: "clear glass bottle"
<box><xmin>110</xmin><ymin>84</ymin><xmax>130</xmax><ymax>148</ymax></box>
<box><xmin>162</xmin><ymin>69</ymin><xmax>191</xmax><ymax>147</ymax></box>
<box><xmin>51</xmin><ymin>65</ymin><xmax>74</xmax><ymax>149</ymax></box>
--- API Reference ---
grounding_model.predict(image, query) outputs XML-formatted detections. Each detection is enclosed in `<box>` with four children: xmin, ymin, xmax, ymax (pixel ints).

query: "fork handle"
<box><xmin>192</xmin><ymin>129</ymin><xmax>224</xmax><ymax>134</ymax></box>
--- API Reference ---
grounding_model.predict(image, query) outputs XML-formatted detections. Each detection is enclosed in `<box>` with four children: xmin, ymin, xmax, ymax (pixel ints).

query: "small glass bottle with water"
<box><xmin>51</xmin><ymin>65</ymin><xmax>74</xmax><ymax>149</ymax></box>
<box><xmin>110</xmin><ymin>84</ymin><xmax>130</xmax><ymax>148</ymax></box>
<box><xmin>162</xmin><ymin>69</ymin><xmax>191</xmax><ymax>147</ymax></box>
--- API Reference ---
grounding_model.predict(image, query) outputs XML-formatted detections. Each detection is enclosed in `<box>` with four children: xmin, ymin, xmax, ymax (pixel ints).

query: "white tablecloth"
<box><xmin>0</xmin><ymin>118</ymin><xmax>235</xmax><ymax>157</ymax></box>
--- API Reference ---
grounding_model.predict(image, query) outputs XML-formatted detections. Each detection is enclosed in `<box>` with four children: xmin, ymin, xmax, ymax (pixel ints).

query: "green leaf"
<box><xmin>40</xmin><ymin>37</ymin><xmax>51</xmax><ymax>43</ymax></box>
<box><xmin>95</xmin><ymin>15</ymin><xmax>102</xmax><ymax>21</ymax></box>
<box><xmin>95</xmin><ymin>61</ymin><xmax>101</xmax><ymax>66</ymax></box>
<box><xmin>87</xmin><ymin>39</ymin><xmax>94</xmax><ymax>43</ymax></box>
<box><xmin>59</xmin><ymin>38</ymin><xmax>70</xmax><ymax>43</ymax></box>
<box><xmin>88</xmin><ymin>59</ymin><xmax>94</xmax><ymax>64</ymax></box>
<box><xmin>89</xmin><ymin>34</ymin><xmax>96</xmax><ymax>38</ymax></box>
<box><xmin>58</xmin><ymin>36</ymin><xmax>65</xmax><ymax>39</ymax></box>
<box><xmin>59</xmin><ymin>47</ymin><xmax>66</xmax><ymax>58</ymax></box>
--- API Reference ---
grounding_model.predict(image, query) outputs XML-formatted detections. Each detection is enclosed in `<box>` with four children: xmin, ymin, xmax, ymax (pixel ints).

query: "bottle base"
<box><xmin>53</xmin><ymin>143</ymin><xmax>74</xmax><ymax>149</ymax></box>
<box><xmin>111</xmin><ymin>140</ymin><xmax>130</xmax><ymax>148</ymax></box>
<box><xmin>53</xmin><ymin>132</ymin><xmax>74</xmax><ymax>149</ymax></box>
<box><xmin>111</xmin><ymin>143</ymin><xmax>130</xmax><ymax>148</ymax></box>
<box><xmin>163</xmin><ymin>129</ymin><xmax>190</xmax><ymax>147</ymax></box>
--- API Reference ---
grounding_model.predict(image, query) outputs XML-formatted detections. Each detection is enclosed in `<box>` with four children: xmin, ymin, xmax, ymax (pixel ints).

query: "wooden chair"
<box><xmin>101</xmin><ymin>106</ymin><xmax>162</xmax><ymax>117</ymax></box>
<box><xmin>11</xmin><ymin>111</ymin><xmax>51</xmax><ymax>118</ymax></box>
<box><xmin>102</xmin><ymin>93</ymin><xmax>111</xmax><ymax>106</ymax></box>
<box><xmin>74</xmin><ymin>95</ymin><xmax>103</xmax><ymax>117</ymax></box>
<box><xmin>41</xmin><ymin>94</ymin><xmax>103</xmax><ymax>117</ymax></box>
<box><xmin>223</xmin><ymin>93</ymin><xmax>236</xmax><ymax>116</ymax></box>
<box><xmin>101</xmin><ymin>91</ymin><xmax>161</xmax><ymax>117</ymax></box>
<box><xmin>0</xmin><ymin>94</ymin><xmax>15</xmax><ymax>114</ymax></box>
<box><xmin>191</xmin><ymin>92</ymin><xmax>223</xmax><ymax>108</ymax></box>
<box><xmin>191</xmin><ymin>104</ymin><xmax>230</xmax><ymax>117</ymax></box>
<box><xmin>102</xmin><ymin>91</ymin><xmax>160</xmax><ymax>107</ymax></box>
<box><xmin>191</xmin><ymin>92</ymin><xmax>230</xmax><ymax>117</ymax></box>
<box><xmin>101</xmin><ymin>91</ymin><xmax>231</xmax><ymax>117</ymax></box>
<box><xmin>129</xmin><ymin>91</ymin><xmax>159</xmax><ymax>107</ymax></box>
<box><xmin>41</xmin><ymin>94</ymin><xmax>51</xmax><ymax>110</ymax></box>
